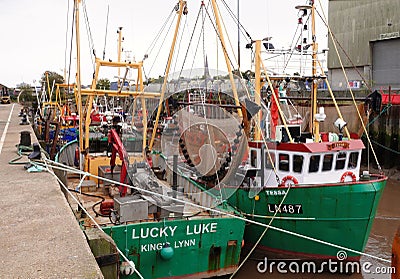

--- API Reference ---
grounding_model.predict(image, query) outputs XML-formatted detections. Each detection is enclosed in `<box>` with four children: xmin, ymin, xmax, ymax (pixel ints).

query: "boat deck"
<box><xmin>66</xmin><ymin>170</ymin><xmax>232</xmax><ymax>229</ymax></box>
<box><xmin>0</xmin><ymin>104</ymin><xmax>103</xmax><ymax>278</ymax></box>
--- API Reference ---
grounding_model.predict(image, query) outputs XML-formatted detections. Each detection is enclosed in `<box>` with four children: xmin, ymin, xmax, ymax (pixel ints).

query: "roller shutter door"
<box><xmin>372</xmin><ymin>38</ymin><xmax>400</xmax><ymax>89</ymax></box>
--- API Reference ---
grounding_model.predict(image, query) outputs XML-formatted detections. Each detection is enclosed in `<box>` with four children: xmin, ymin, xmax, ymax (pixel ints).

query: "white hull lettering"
<box><xmin>141</xmin><ymin>242</ymin><xmax>169</xmax><ymax>252</ymax></box>
<box><xmin>265</xmin><ymin>190</ymin><xmax>287</xmax><ymax>196</ymax></box>
<box><xmin>132</xmin><ymin>225</ymin><xmax>178</xmax><ymax>239</ymax></box>
<box><xmin>267</xmin><ymin>203</ymin><xmax>303</xmax><ymax>214</ymax></box>
<box><xmin>186</xmin><ymin>222</ymin><xmax>218</xmax><ymax>235</ymax></box>
<box><xmin>140</xmin><ymin>239</ymin><xmax>196</xmax><ymax>252</ymax></box>
<box><xmin>133</xmin><ymin>223</ymin><xmax>217</xmax><ymax>240</ymax></box>
<box><xmin>174</xmin><ymin>239</ymin><xmax>196</xmax><ymax>248</ymax></box>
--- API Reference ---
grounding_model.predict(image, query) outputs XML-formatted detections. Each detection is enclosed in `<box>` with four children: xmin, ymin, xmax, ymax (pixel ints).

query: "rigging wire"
<box><xmin>181</xmin><ymin>2</ymin><xmax>252</xmax><ymax>199</ymax></box>
<box><xmin>143</xmin><ymin>6</ymin><xmax>176</xmax><ymax>80</ymax></box>
<box><xmin>145</xmin><ymin>6</ymin><xmax>176</xmax><ymax>57</ymax></box>
<box><xmin>283</xmin><ymin>24</ymin><xmax>301</xmax><ymax>72</ymax></box>
<box><xmin>317</xmin><ymin>0</ymin><xmax>382</xmax><ymax>173</ymax></box>
<box><xmin>172</xmin><ymin>15</ymin><xmax>188</xmax><ymax>78</ymax></box>
<box><xmin>217</xmin><ymin>0</ymin><xmax>239</xmax><ymax>70</ymax></box>
<box><xmin>365</xmin><ymin>103</ymin><xmax>392</xmax><ymax>129</ymax></box>
<box><xmin>202</xmin><ymin>3</ymin><xmax>236</xmax><ymax>71</ymax></box>
<box><xmin>187</xmin><ymin>4</ymin><xmax>207</xmax><ymax>78</ymax></box>
<box><xmin>283</xmin><ymin>14</ymin><xmax>312</xmax><ymax>74</ymax></box>
<box><xmin>220</xmin><ymin>0</ymin><xmax>252</xmax><ymax>42</ymax></box>
<box><xmin>147</xmin><ymin>12</ymin><xmax>177</xmax><ymax>77</ymax></box>
<box><xmin>67</xmin><ymin>0</ymin><xmax>76</xmax><ymax>86</ymax></box>
<box><xmin>315</xmin><ymin>8</ymin><xmax>372</xmax><ymax>92</ymax></box>
<box><xmin>176</xmin><ymin>1</ymin><xmax>204</xmax><ymax>80</ymax></box>
<box><xmin>82</xmin><ymin>0</ymin><xmax>96</xmax><ymax>72</ymax></box>
<box><xmin>369</xmin><ymin>137</ymin><xmax>400</xmax><ymax>155</ymax></box>
<box><xmin>202</xmin><ymin>4</ymin><xmax>206</xmax><ymax>72</ymax></box>
<box><xmin>64</xmin><ymin>0</ymin><xmax>71</xmax><ymax>81</ymax></box>
<box><xmin>102</xmin><ymin>5</ymin><xmax>110</xmax><ymax>60</ymax></box>
<box><xmin>204</xmin><ymin>1</ymin><xmax>252</xmax><ymax>101</ymax></box>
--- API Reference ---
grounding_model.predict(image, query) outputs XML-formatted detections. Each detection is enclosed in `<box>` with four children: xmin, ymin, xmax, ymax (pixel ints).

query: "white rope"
<box><xmin>317</xmin><ymin>0</ymin><xmax>382</xmax><ymax>172</ymax></box>
<box><xmin>199</xmin><ymin>94</ymin><xmax>225</xmax><ymax>199</ymax></box>
<box><xmin>34</xmin><ymin>159</ymin><xmax>390</xmax><ymax>264</ymax></box>
<box><xmin>241</xmin><ymin>212</ymin><xmax>315</xmax><ymax>220</ymax></box>
<box><xmin>40</xmin><ymin>159</ymin><xmax>144</xmax><ymax>279</ymax></box>
<box><xmin>230</xmin><ymin>184</ymin><xmax>292</xmax><ymax>278</ymax></box>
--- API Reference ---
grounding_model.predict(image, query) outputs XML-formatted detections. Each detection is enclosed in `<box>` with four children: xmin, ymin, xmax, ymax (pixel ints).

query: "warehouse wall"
<box><xmin>327</xmin><ymin>0</ymin><xmax>400</xmax><ymax>90</ymax></box>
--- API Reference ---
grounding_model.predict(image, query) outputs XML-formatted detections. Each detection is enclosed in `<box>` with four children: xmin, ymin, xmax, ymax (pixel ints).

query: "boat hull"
<box><xmin>55</xmin><ymin>140</ymin><xmax>246</xmax><ymax>278</ymax></box>
<box><xmin>227</xmin><ymin>177</ymin><xmax>386</xmax><ymax>260</ymax></box>
<box><xmin>102</xmin><ymin>217</ymin><xmax>245</xmax><ymax>278</ymax></box>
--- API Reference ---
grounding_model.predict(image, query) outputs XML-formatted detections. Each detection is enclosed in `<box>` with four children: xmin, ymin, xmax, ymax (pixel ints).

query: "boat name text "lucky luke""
<box><xmin>132</xmin><ymin>222</ymin><xmax>218</xmax><ymax>239</ymax></box>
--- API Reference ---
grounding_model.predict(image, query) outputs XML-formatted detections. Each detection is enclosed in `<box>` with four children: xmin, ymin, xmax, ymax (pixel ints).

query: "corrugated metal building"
<box><xmin>328</xmin><ymin>0</ymin><xmax>400</xmax><ymax>91</ymax></box>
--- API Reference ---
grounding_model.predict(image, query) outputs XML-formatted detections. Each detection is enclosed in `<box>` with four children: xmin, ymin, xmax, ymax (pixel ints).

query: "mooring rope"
<box><xmin>369</xmin><ymin>138</ymin><xmax>400</xmax><ymax>155</ymax></box>
<box><xmin>33</xmin><ymin>159</ymin><xmax>391</xmax><ymax>264</ymax></box>
<box><xmin>229</xmin><ymin>184</ymin><xmax>292</xmax><ymax>278</ymax></box>
<box><xmin>317</xmin><ymin>0</ymin><xmax>383</xmax><ymax>174</ymax></box>
<box><xmin>40</xmin><ymin>158</ymin><xmax>144</xmax><ymax>279</ymax></box>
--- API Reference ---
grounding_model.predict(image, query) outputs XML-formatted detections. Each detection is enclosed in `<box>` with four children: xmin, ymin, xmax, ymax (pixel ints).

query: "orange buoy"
<box><xmin>392</xmin><ymin>225</ymin><xmax>400</xmax><ymax>279</ymax></box>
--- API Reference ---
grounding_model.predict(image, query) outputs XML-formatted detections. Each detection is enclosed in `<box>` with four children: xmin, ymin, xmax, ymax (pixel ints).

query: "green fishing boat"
<box><xmin>50</xmin><ymin>1</ymin><xmax>246</xmax><ymax>278</ymax></box>
<box><xmin>55</xmin><ymin>138</ymin><xmax>245</xmax><ymax>278</ymax></box>
<box><xmin>219</xmin><ymin>1</ymin><xmax>387</xmax><ymax>261</ymax></box>
<box><xmin>159</xmin><ymin>0</ymin><xmax>388</xmax><ymax>262</ymax></box>
<box><xmin>225</xmin><ymin>140</ymin><xmax>386</xmax><ymax>261</ymax></box>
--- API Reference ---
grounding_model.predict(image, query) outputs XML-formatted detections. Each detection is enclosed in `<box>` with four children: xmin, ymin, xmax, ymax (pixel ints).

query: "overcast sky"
<box><xmin>0</xmin><ymin>0</ymin><xmax>328</xmax><ymax>88</ymax></box>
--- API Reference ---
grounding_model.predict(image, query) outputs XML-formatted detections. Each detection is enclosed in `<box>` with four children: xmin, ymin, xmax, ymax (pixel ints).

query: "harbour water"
<box><xmin>236</xmin><ymin>177</ymin><xmax>399</xmax><ymax>279</ymax></box>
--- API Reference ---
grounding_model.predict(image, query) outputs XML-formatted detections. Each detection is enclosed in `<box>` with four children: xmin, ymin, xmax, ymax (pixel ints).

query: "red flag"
<box><xmin>270</xmin><ymin>88</ymin><xmax>279</xmax><ymax>139</ymax></box>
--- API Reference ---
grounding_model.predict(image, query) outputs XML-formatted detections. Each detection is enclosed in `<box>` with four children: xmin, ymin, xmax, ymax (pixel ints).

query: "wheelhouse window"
<box><xmin>308</xmin><ymin>155</ymin><xmax>320</xmax><ymax>173</ymax></box>
<box><xmin>322</xmin><ymin>154</ymin><xmax>333</xmax><ymax>171</ymax></box>
<box><xmin>265</xmin><ymin>152</ymin><xmax>276</xmax><ymax>169</ymax></box>
<box><xmin>293</xmin><ymin>155</ymin><xmax>304</xmax><ymax>173</ymax></box>
<box><xmin>348</xmin><ymin>152</ymin><xmax>359</xmax><ymax>169</ymax></box>
<box><xmin>278</xmin><ymin>153</ymin><xmax>289</xmax><ymax>171</ymax></box>
<box><xmin>335</xmin><ymin>152</ymin><xmax>347</xmax><ymax>170</ymax></box>
<box><xmin>250</xmin><ymin>150</ymin><xmax>258</xmax><ymax>168</ymax></box>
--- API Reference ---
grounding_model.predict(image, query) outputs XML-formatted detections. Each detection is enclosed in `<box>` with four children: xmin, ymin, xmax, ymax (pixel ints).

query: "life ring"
<box><xmin>279</xmin><ymin>175</ymin><xmax>298</xmax><ymax>187</ymax></box>
<box><xmin>340</xmin><ymin>171</ymin><xmax>357</xmax><ymax>183</ymax></box>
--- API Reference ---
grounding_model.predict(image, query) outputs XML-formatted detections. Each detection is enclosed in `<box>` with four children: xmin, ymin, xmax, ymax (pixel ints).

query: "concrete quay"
<box><xmin>0</xmin><ymin>104</ymin><xmax>103</xmax><ymax>278</ymax></box>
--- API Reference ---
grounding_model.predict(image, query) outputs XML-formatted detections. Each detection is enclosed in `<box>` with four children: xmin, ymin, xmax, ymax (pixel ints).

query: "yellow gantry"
<box><xmin>73</xmin><ymin>0</ymin><xmax>160</xmax><ymax>172</ymax></box>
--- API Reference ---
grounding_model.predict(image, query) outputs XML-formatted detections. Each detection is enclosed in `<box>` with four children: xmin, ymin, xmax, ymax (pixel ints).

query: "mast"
<box><xmin>149</xmin><ymin>0</ymin><xmax>186</xmax><ymax>150</ymax></box>
<box><xmin>138</xmin><ymin>64</ymin><xmax>147</xmax><ymax>153</ymax></box>
<box><xmin>149</xmin><ymin>0</ymin><xmax>243</xmax><ymax>150</ymax></box>
<box><xmin>211</xmin><ymin>0</ymin><xmax>242</xmax><ymax>118</ymax></box>
<box><xmin>237</xmin><ymin>0</ymin><xmax>240</xmax><ymax>67</ymax></box>
<box><xmin>45</xmin><ymin>71</ymin><xmax>51</xmax><ymax>102</ymax></box>
<box><xmin>83</xmin><ymin>59</ymin><xmax>101</xmax><ymax>172</ymax></box>
<box><xmin>296</xmin><ymin>2</ymin><xmax>318</xmax><ymax>141</ymax></box>
<box><xmin>310</xmin><ymin>1</ymin><xmax>319</xmax><ymax>142</ymax></box>
<box><xmin>74</xmin><ymin>0</ymin><xmax>84</xmax><ymax>157</ymax></box>
<box><xmin>254</xmin><ymin>40</ymin><xmax>262</xmax><ymax>140</ymax></box>
<box><xmin>117</xmin><ymin>27</ymin><xmax>123</xmax><ymax>90</ymax></box>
